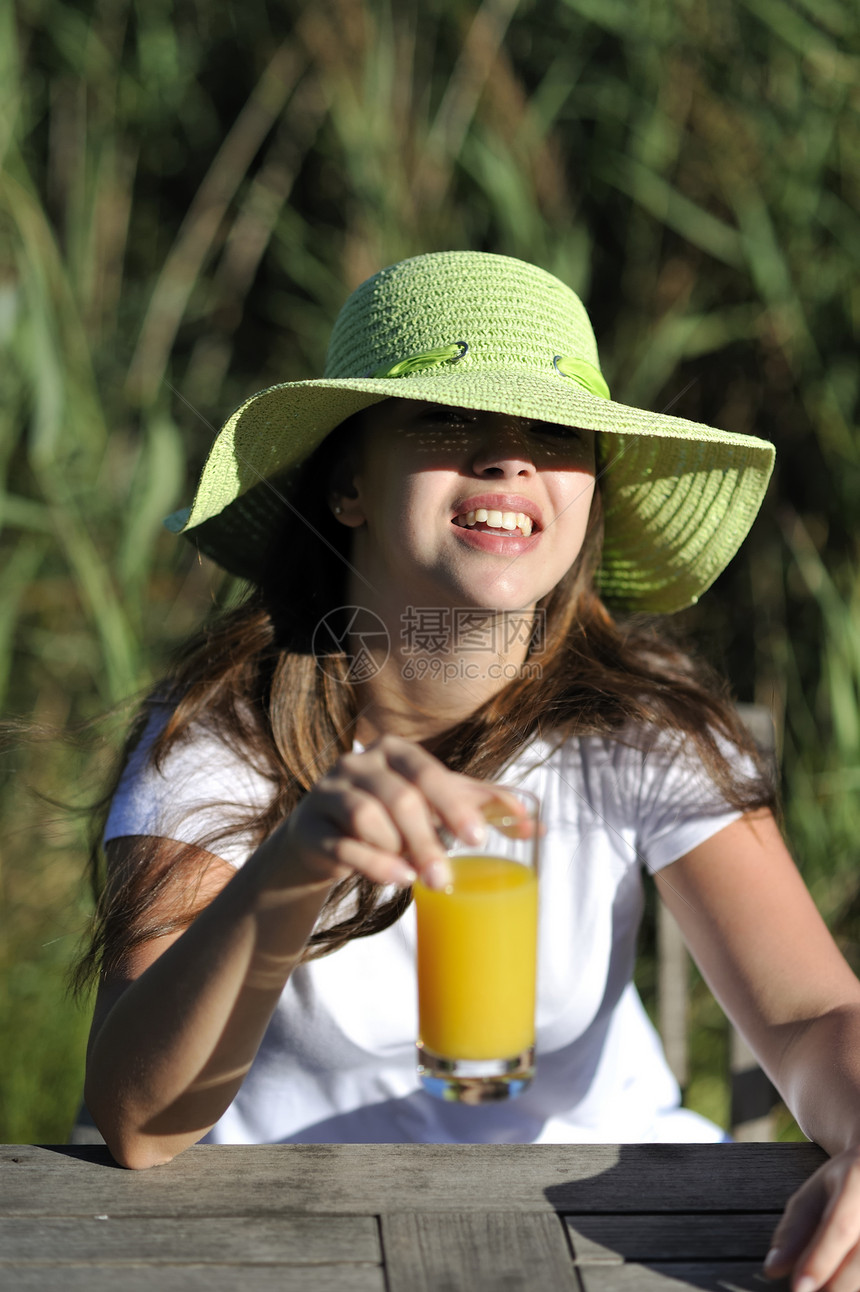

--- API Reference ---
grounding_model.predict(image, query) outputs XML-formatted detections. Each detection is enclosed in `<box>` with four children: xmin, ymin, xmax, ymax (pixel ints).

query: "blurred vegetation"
<box><xmin>1</xmin><ymin>0</ymin><xmax>858</xmax><ymax>1143</ymax></box>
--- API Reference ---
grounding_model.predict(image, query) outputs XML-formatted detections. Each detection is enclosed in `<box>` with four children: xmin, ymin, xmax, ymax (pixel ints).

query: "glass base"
<box><xmin>417</xmin><ymin>1045</ymin><xmax>535</xmax><ymax>1104</ymax></box>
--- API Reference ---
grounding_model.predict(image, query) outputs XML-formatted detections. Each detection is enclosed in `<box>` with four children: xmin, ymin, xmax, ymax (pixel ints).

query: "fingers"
<box><xmin>319</xmin><ymin>776</ymin><xmax>446</xmax><ymax>882</ymax></box>
<box><xmin>286</xmin><ymin>734</ymin><xmax>514</xmax><ymax>891</ymax></box>
<box><xmin>764</xmin><ymin>1174</ymin><xmax>828</xmax><ymax>1279</ymax></box>
<box><xmin>764</xmin><ymin>1150</ymin><xmax>860</xmax><ymax>1292</ymax></box>
<box><xmin>285</xmin><ymin>791</ymin><xmax>419</xmax><ymax>888</ymax></box>
<box><xmin>813</xmin><ymin>1243</ymin><xmax>860</xmax><ymax>1292</ymax></box>
<box><xmin>795</xmin><ymin>1161</ymin><xmax>860</xmax><ymax>1292</ymax></box>
<box><xmin>321</xmin><ymin>831</ymin><xmax>420</xmax><ymax>890</ymax></box>
<box><xmin>370</xmin><ymin>737</ymin><xmax>491</xmax><ymax>846</ymax></box>
<box><xmin>371</xmin><ymin>737</ymin><xmax>537</xmax><ymax>844</ymax></box>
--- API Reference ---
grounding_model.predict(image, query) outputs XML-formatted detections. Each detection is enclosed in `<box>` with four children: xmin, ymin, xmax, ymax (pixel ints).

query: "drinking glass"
<box><xmin>414</xmin><ymin>787</ymin><xmax>540</xmax><ymax>1104</ymax></box>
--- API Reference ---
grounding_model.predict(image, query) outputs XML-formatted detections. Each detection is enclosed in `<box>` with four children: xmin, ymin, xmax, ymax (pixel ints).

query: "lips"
<box><xmin>451</xmin><ymin>494</ymin><xmax>542</xmax><ymax>539</ymax></box>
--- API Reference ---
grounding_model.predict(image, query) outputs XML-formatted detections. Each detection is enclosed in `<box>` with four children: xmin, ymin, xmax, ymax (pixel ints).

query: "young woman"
<box><xmin>81</xmin><ymin>252</ymin><xmax>860</xmax><ymax>1291</ymax></box>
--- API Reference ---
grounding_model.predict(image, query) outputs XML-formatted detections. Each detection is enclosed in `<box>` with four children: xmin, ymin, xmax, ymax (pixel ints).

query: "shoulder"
<box><xmin>104</xmin><ymin>700</ymin><xmax>277</xmax><ymax>866</ymax></box>
<box><xmin>498</xmin><ymin>727</ymin><xmax>644</xmax><ymax>826</ymax></box>
<box><xmin>507</xmin><ymin>724</ymin><xmax>750</xmax><ymax>871</ymax></box>
<box><xmin>529</xmin><ymin>721</ymin><xmax>752</xmax><ymax>791</ymax></box>
<box><xmin>506</xmin><ymin>723</ymin><xmax>693</xmax><ymax>796</ymax></box>
<box><xmin>126</xmin><ymin>700</ymin><xmax>274</xmax><ymax>791</ymax></box>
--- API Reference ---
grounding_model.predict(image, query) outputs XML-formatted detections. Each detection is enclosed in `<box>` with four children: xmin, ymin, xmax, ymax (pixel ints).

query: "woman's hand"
<box><xmin>765</xmin><ymin>1146</ymin><xmax>860</xmax><ymax>1291</ymax></box>
<box><xmin>281</xmin><ymin>734</ymin><xmax>521</xmax><ymax>891</ymax></box>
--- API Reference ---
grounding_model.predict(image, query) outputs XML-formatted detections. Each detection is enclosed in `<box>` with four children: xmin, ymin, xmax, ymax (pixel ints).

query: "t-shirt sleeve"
<box><xmin>612</xmin><ymin>731</ymin><xmax>755</xmax><ymax>874</ymax></box>
<box><xmin>103</xmin><ymin>707</ymin><xmax>276</xmax><ymax>868</ymax></box>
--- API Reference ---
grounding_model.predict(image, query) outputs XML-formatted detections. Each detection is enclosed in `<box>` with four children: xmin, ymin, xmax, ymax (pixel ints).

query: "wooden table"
<box><xmin>1</xmin><ymin>1141</ymin><xmax>827</xmax><ymax>1290</ymax></box>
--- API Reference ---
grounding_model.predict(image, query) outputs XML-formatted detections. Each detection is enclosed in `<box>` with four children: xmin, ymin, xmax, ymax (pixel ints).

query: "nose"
<box><xmin>469</xmin><ymin>419</ymin><xmax>537</xmax><ymax>479</ymax></box>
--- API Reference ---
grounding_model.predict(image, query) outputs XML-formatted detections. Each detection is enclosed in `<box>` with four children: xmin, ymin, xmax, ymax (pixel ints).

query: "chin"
<box><xmin>454</xmin><ymin>589</ymin><xmax>541</xmax><ymax>615</ymax></box>
<box><xmin>434</xmin><ymin>565</ymin><xmax>548</xmax><ymax>614</ymax></box>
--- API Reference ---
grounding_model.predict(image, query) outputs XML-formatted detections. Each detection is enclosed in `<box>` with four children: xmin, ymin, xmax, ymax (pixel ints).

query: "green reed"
<box><xmin>2</xmin><ymin>0</ymin><xmax>858</xmax><ymax>1142</ymax></box>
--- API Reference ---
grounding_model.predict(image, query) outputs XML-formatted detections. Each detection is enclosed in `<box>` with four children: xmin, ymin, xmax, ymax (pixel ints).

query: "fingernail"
<box><xmin>396</xmin><ymin>864</ymin><xmax>418</xmax><ymax>887</ymax></box>
<box><xmin>462</xmin><ymin>820</ymin><xmax>485</xmax><ymax>846</ymax></box>
<box><xmin>424</xmin><ymin>858</ymin><xmax>454</xmax><ymax>891</ymax></box>
<box><xmin>794</xmin><ymin>1278</ymin><xmax>817</xmax><ymax>1292</ymax></box>
<box><xmin>763</xmin><ymin>1247</ymin><xmax>782</xmax><ymax>1271</ymax></box>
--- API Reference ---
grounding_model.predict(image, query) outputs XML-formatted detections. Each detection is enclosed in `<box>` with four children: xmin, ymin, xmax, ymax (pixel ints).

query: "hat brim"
<box><xmin>169</xmin><ymin>370</ymin><xmax>774</xmax><ymax>613</ymax></box>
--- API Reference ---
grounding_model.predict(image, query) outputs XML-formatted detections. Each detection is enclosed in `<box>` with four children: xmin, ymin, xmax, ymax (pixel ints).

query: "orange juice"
<box><xmin>414</xmin><ymin>856</ymin><xmax>538</xmax><ymax>1060</ymax></box>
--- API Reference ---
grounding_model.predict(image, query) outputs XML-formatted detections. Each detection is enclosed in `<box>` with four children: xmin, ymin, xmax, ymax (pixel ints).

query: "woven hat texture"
<box><xmin>168</xmin><ymin>251</ymin><xmax>775</xmax><ymax>612</ymax></box>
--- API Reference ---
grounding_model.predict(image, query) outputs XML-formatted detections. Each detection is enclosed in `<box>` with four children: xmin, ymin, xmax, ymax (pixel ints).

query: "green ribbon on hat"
<box><xmin>372</xmin><ymin>341</ymin><xmax>468</xmax><ymax>378</ymax></box>
<box><xmin>553</xmin><ymin>355</ymin><xmax>611</xmax><ymax>400</ymax></box>
<box><xmin>371</xmin><ymin>341</ymin><xmax>610</xmax><ymax>402</ymax></box>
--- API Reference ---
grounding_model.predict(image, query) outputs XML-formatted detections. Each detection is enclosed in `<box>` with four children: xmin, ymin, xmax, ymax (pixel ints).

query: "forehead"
<box><xmin>360</xmin><ymin>398</ymin><xmax>582</xmax><ymax>436</ymax></box>
<box><xmin>353</xmin><ymin>400</ymin><xmax>595</xmax><ymax>477</ymax></box>
<box><xmin>359</xmin><ymin>398</ymin><xmax>450</xmax><ymax>428</ymax></box>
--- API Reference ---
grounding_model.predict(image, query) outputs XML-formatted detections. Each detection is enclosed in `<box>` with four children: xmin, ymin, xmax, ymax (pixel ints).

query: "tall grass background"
<box><xmin>1</xmin><ymin>0</ymin><xmax>858</xmax><ymax>1142</ymax></box>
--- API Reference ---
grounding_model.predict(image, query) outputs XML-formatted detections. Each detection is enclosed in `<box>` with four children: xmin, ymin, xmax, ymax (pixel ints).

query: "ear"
<box><xmin>327</xmin><ymin>446</ymin><xmax>364</xmax><ymax>526</ymax></box>
<box><xmin>325</xmin><ymin>407</ymin><xmax>368</xmax><ymax>526</ymax></box>
<box><xmin>329</xmin><ymin>490</ymin><xmax>365</xmax><ymax>528</ymax></box>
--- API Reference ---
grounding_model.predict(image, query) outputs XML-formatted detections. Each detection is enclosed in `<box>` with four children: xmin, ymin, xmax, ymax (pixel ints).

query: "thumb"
<box><xmin>764</xmin><ymin>1174</ymin><xmax>828</xmax><ymax>1278</ymax></box>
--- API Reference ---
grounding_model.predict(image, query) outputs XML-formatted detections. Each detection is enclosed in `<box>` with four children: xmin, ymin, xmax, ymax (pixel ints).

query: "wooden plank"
<box><xmin>578</xmin><ymin>1262</ymin><xmax>789</xmax><ymax>1290</ymax></box>
<box><xmin>0</xmin><ymin>1143</ymin><xmax>827</xmax><ymax>1217</ymax></box>
<box><xmin>564</xmin><ymin>1213</ymin><xmax>780</xmax><ymax>1263</ymax></box>
<box><xmin>3</xmin><ymin>1264</ymin><xmax>384</xmax><ymax>1292</ymax></box>
<box><xmin>381</xmin><ymin>1211</ymin><xmax>578</xmax><ymax>1291</ymax></box>
<box><xmin>0</xmin><ymin>1215</ymin><xmax>380</xmax><ymax>1264</ymax></box>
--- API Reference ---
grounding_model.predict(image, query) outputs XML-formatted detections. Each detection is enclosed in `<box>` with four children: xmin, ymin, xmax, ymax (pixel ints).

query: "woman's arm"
<box><xmin>656</xmin><ymin>811</ymin><xmax>860</xmax><ymax>1290</ymax></box>
<box><xmin>84</xmin><ymin>831</ymin><xmax>335</xmax><ymax>1170</ymax></box>
<box><xmin>85</xmin><ymin>736</ymin><xmax>506</xmax><ymax>1170</ymax></box>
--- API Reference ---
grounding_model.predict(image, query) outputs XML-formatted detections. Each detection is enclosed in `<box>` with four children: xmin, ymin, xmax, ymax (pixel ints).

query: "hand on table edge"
<box><xmin>653</xmin><ymin>813</ymin><xmax>860</xmax><ymax>1292</ymax></box>
<box><xmin>763</xmin><ymin>1145</ymin><xmax>860</xmax><ymax>1292</ymax></box>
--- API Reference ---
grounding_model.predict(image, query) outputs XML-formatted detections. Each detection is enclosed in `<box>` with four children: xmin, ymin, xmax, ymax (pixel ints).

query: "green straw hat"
<box><xmin>167</xmin><ymin>251</ymin><xmax>775</xmax><ymax>613</ymax></box>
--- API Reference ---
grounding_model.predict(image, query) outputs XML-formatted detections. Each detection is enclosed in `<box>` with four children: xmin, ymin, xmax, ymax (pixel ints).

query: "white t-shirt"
<box><xmin>105</xmin><ymin>713</ymin><xmax>743</xmax><ymax>1145</ymax></box>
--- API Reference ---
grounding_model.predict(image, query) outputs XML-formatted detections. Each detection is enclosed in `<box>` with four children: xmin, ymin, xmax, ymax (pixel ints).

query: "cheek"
<box><xmin>558</xmin><ymin>468</ymin><xmax>596</xmax><ymax>521</ymax></box>
<box><xmin>361</xmin><ymin>473</ymin><xmax>435</xmax><ymax>549</ymax></box>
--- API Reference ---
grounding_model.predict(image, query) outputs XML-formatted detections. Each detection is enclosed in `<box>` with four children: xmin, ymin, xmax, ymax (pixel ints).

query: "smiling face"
<box><xmin>333</xmin><ymin>399</ymin><xmax>597</xmax><ymax>617</ymax></box>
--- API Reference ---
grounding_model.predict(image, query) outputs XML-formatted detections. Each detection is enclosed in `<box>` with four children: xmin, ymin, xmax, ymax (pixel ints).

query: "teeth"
<box><xmin>454</xmin><ymin>507</ymin><xmax>535</xmax><ymax>536</ymax></box>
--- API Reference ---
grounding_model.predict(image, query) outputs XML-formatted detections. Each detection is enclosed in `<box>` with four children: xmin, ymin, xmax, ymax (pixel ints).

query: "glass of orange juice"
<box><xmin>414</xmin><ymin>787</ymin><xmax>539</xmax><ymax>1104</ymax></box>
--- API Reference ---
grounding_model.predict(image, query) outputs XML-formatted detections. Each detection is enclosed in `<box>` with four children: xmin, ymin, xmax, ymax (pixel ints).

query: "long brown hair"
<box><xmin>74</xmin><ymin>423</ymin><xmax>775</xmax><ymax>992</ymax></box>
